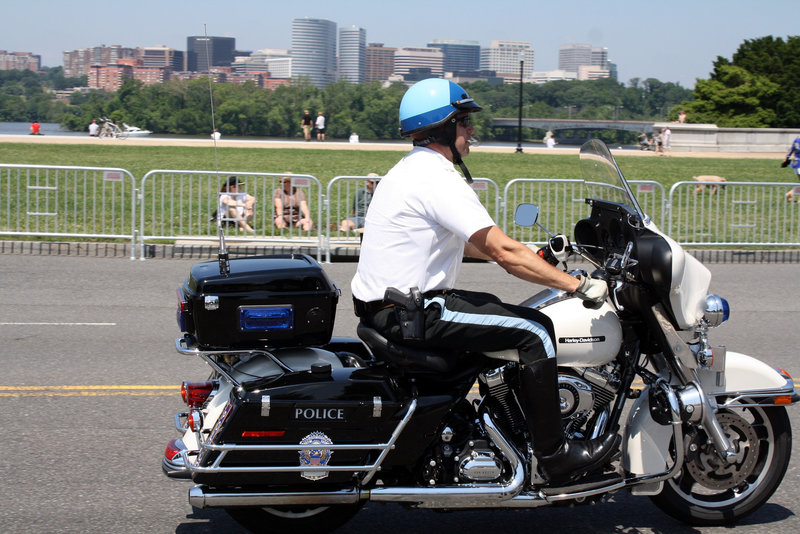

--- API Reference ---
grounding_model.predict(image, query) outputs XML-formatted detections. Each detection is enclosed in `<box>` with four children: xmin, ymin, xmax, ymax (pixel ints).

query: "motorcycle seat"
<box><xmin>356</xmin><ymin>323</ymin><xmax>454</xmax><ymax>373</ymax></box>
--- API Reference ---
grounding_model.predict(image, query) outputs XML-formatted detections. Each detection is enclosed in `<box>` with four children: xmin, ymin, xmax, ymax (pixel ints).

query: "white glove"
<box><xmin>573</xmin><ymin>274</ymin><xmax>607</xmax><ymax>309</ymax></box>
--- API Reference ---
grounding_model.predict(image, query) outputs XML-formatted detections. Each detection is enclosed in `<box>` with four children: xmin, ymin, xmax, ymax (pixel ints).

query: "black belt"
<box><xmin>353</xmin><ymin>289</ymin><xmax>448</xmax><ymax>318</ymax></box>
<box><xmin>353</xmin><ymin>297</ymin><xmax>393</xmax><ymax>317</ymax></box>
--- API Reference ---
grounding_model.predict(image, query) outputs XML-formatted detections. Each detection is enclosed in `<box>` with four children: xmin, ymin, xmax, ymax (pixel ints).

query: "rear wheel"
<box><xmin>226</xmin><ymin>503</ymin><xmax>362</xmax><ymax>534</ymax></box>
<box><xmin>651</xmin><ymin>404</ymin><xmax>792</xmax><ymax>526</ymax></box>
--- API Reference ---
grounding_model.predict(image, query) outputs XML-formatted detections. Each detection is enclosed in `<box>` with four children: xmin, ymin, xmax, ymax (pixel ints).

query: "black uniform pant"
<box><xmin>365</xmin><ymin>289</ymin><xmax>556</xmax><ymax>365</ymax></box>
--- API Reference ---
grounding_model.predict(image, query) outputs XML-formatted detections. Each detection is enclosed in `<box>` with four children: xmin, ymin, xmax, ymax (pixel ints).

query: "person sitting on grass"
<box><xmin>217</xmin><ymin>176</ymin><xmax>256</xmax><ymax>233</ymax></box>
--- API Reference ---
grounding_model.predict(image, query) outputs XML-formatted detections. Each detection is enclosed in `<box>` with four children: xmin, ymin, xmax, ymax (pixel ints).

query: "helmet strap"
<box><xmin>412</xmin><ymin>120</ymin><xmax>473</xmax><ymax>184</ymax></box>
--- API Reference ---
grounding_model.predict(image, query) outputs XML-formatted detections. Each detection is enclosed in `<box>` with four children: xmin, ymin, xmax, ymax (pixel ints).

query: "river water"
<box><xmin>0</xmin><ymin>121</ymin><xmax>86</xmax><ymax>136</ymax></box>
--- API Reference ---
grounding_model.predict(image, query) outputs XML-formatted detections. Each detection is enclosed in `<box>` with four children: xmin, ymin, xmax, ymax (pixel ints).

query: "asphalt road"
<box><xmin>0</xmin><ymin>255</ymin><xmax>798</xmax><ymax>533</ymax></box>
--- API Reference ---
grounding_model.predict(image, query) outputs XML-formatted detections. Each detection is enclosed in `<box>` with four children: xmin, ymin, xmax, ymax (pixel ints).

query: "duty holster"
<box><xmin>384</xmin><ymin>287</ymin><xmax>424</xmax><ymax>341</ymax></box>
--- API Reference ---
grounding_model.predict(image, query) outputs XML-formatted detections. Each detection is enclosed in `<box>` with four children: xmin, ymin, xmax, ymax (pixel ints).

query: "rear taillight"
<box><xmin>176</xmin><ymin>288</ymin><xmax>189</xmax><ymax>332</ymax></box>
<box><xmin>164</xmin><ymin>438</ymin><xmax>184</xmax><ymax>461</ymax></box>
<box><xmin>181</xmin><ymin>381</ymin><xmax>214</xmax><ymax>407</ymax></box>
<box><xmin>187</xmin><ymin>409</ymin><xmax>203</xmax><ymax>432</ymax></box>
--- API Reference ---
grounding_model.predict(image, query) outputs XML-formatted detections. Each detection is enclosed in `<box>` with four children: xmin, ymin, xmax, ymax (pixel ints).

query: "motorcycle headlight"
<box><xmin>704</xmin><ymin>294</ymin><xmax>730</xmax><ymax>327</ymax></box>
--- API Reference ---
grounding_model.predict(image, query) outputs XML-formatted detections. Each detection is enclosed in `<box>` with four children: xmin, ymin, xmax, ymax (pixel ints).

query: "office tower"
<box><xmin>558</xmin><ymin>43</ymin><xmax>609</xmax><ymax>73</ymax></box>
<box><xmin>480</xmin><ymin>41</ymin><xmax>533</xmax><ymax>80</ymax></box>
<box><xmin>232</xmin><ymin>49</ymin><xmax>292</xmax><ymax>79</ymax></box>
<box><xmin>427</xmin><ymin>39</ymin><xmax>480</xmax><ymax>73</ymax></box>
<box><xmin>186</xmin><ymin>36</ymin><xmax>236</xmax><ymax>72</ymax></box>
<box><xmin>365</xmin><ymin>43</ymin><xmax>396</xmax><ymax>82</ymax></box>
<box><xmin>140</xmin><ymin>46</ymin><xmax>184</xmax><ymax>72</ymax></box>
<box><xmin>338</xmin><ymin>26</ymin><xmax>366</xmax><ymax>83</ymax></box>
<box><xmin>393</xmin><ymin>47</ymin><xmax>444</xmax><ymax>79</ymax></box>
<box><xmin>291</xmin><ymin>17</ymin><xmax>337</xmax><ymax>88</ymax></box>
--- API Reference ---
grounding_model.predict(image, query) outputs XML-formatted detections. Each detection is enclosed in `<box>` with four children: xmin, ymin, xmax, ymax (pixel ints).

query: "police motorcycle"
<box><xmin>163</xmin><ymin>139</ymin><xmax>798</xmax><ymax>532</ymax></box>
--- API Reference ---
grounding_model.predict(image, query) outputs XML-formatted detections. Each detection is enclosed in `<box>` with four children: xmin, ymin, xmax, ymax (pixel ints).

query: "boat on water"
<box><xmin>122</xmin><ymin>123</ymin><xmax>152</xmax><ymax>137</ymax></box>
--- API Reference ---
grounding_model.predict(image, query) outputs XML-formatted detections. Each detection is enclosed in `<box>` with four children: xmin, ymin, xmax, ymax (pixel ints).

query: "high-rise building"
<box><xmin>232</xmin><ymin>49</ymin><xmax>292</xmax><ymax>79</ymax></box>
<box><xmin>558</xmin><ymin>43</ymin><xmax>609</xmax><ymax>73</ymax></box>
<box><xmin>427</xmin><ymin>39</ymin><xmax>480</xmax><ymax>73</ymax></box>
<box><xmin>63</xmin><ymin>45</ymin><xmax>136</xmax><ymax>77</ymax></box>
<box><xmin>338</xmin><ymin>26</ymin><xmax>366</xmax><ymax>83</ymax></box>
<box><xmin>140</xmin><ymin>46</ymin><xmax>184</xmax><ymax>72</ymax></box>
<box><xmin>480</xmin><ymin>41</ymin><xmax>534</xmax><ymax>80</ymax></box>
<box><xmin>365</xmin><ymin>43</ymin><xmax>395</xmax><ymax>82</ymax></box>
<box><xmin>186</xmin><ymin>36</ymin><xmax>236</xmax><ymax>72</ymax></box>
<box><xmin>393</xmin><ymin>47</ymin><xmax>443</xmax><ymax>79</ymax></box>
<box><xmin>0</xmin><ymin>51</ymin><xmax>41</xmax><ymax>71</ymax></box>
<box><xmin>291</xmin><ymin>17</ymin><xmax>337</xmax><ymax>88</ymax></box>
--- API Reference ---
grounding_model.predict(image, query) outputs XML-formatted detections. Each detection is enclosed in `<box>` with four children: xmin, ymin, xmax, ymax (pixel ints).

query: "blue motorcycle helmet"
<box><xmin>399</xmin><ymin>78</ymin><xmax>482</xmax><ymax>136</ymax></box>
<box><xmin>399</xmin><ymin>78</ymin><xmax>482</xmax><ymax>182</ymax></box>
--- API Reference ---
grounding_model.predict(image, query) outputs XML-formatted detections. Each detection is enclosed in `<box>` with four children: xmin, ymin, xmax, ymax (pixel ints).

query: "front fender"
<box><xmin>698</xmin><ymin>350</ymin><xmax>797</xmax><ymax>400</ymax></box>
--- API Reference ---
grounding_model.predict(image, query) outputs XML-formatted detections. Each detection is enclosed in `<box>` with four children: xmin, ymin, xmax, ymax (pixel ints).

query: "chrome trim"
<box><xmin>372</xmin><ymin>396</ymin><xmax>382</xmax><ymax>418</ymax></box>
<box><xmin>175</xmin><ymin>336</ymin><xmax>294</xmax><ymax>388</ymax></box>
<box><xmin>189</xmin><ymin>486</ymin><xmax>360</xmax><ymax>508</ymax></box>
<box><xmin>174</xmin><ymin>411</ymin><xmax>188</xmax><ymax>432</ymax></box>
<box><xmin>180</xmin><ymin>399</ymin><xmax>417</xmax><ymax>484</ymax></box>
<box><xmin>717</xmin><ymin>377</ymin><xmax>799</xmax><ymax>407</ymax></box>
<box><xmin>261</xmin><ymin>395</ymin><xmax>271</xmax><ymax>417</ymax></box>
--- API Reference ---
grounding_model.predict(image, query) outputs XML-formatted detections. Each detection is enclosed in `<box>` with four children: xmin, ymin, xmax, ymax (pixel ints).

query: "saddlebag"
<box><xmin>190</xmin><ymin>366</ymin><xmax>453</xmax><ymax>486</ymax></box>
<box><xmin>179</xmin><ymin>254</ymin><xmax>339</xmax><ymax>349</ymax></box>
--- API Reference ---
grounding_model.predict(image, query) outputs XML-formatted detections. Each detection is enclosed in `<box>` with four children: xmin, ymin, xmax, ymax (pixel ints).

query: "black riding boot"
<box><xmin>519</xmin><ymin>359</ymin><xmax>620</xmax><ymax>484</ymax></box>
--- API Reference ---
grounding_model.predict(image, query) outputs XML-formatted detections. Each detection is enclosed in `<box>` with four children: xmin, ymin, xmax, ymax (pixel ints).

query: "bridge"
<box><xmin>493</xmin><ymin>117</ymin><xmax>655</xmax><ymax>133</ymax></box>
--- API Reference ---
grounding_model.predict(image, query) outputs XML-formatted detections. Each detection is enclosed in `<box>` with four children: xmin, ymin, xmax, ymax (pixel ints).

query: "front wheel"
<box><xmin>226</xmin><ymin>503</ymin><xmax>362</xmax><ymax>534</ymax></box>
<box><xmin>651</xmin><ymin>404</ymin><xmax>792</xmax><ymax>526</ymax></box>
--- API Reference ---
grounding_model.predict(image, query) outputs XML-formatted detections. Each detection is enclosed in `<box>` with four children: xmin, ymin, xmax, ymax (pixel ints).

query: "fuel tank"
<box><xmin>522</xmin><ymin>289</ymin><xmax>623</xmax><ymax>367</ymax></box>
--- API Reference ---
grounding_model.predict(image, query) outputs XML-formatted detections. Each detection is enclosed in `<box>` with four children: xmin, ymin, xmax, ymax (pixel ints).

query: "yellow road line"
<box><xmin>0</xmin><ymin>385</ymin><xmax>180</xmax><ymax>398</ymax></box>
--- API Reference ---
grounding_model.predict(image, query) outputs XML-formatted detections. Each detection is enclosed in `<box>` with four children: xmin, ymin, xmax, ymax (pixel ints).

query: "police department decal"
<box><xmin>559</xmin><ymin>336</ymin><xmax>606</xmax><ymax>343</ymax></box>
<box><xmin>298</xmin><ymin>432</ymin><xmax>333</xmax><ymax>480</ymax></box>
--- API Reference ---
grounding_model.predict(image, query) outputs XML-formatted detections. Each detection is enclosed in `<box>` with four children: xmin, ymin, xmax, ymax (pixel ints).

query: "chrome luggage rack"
<box><xmin>179</xmin><ymin>398</ymin><xmax>416</xmax><ymax>485</ymax></box>
<box><xmin>176</xmin><ymin>335</ymin><xmax>295</xmax><ymax>389</ymax></box>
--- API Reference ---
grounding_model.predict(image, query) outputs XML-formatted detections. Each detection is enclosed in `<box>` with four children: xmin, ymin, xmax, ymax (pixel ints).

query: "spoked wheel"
<box><xmin>226</xmin><ymin>503</ymin><xmax>363</xmax><ymax>534</ymax></box>
<box><xmin>651</xmin><ymin>403</ymin><xmax>792</xmax><ymax>526</ymax></box>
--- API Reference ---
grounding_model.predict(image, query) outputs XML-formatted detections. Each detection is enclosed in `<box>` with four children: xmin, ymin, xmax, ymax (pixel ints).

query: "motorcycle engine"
<box><xmin>457</xmin><ymin>439</ymin><xmax>503</xmax><ymax>481</ymax></box>
<box><xmin>558</xmin><ymin>367</ymin><xmax>619</xmax><ymax>438</ymax></box>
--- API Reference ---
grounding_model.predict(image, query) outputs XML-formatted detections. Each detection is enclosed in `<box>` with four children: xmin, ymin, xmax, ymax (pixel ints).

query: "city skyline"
<box><xmin>2</xmin><ymin>0</ymin><xmax>797</xmax><ymax>88</ymax></box>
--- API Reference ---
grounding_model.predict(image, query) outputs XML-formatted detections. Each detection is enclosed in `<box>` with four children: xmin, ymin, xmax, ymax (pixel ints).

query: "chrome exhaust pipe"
<box><xmin>189</xmin><ymin>486</ymin><xmax>360</xmax><ymax>508</ymax></box>
<box><xmin>366</xmin><ymin>411</ymin><xmax>525</xmax><ymax>508</ymax></box>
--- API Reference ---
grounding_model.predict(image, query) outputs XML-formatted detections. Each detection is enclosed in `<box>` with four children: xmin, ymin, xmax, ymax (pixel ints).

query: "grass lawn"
<box><xmin>0</xmin><ymin>143</ymin><xmax>792</xmax><ymax>191</ymax></box>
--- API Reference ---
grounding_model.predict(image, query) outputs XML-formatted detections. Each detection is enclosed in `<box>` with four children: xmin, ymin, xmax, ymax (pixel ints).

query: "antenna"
<box><xmin>204</xmin><ymin>24</ymin><xmax>229</xmax><ymax>276</ymax></box>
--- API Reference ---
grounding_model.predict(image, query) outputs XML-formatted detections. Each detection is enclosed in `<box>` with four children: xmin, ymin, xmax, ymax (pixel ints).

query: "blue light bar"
<box><xmin>239</xmin><ymin>306</ymin><xmax>294</xmax><ymax>332</ymax></box>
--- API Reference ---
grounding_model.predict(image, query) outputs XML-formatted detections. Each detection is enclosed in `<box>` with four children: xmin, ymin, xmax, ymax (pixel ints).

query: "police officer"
<box><xmin>351</xmin><ymin>78</ymin><xmax>619</xmax><ymax>483</ymax></box>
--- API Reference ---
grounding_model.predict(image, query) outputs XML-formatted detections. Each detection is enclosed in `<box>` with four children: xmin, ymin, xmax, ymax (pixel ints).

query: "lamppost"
<box><xmin>516</xmin><ymin>54</ymin><xmax>524</xmax><ymax>154</ymax></box>
<box><xmin>614</xmin><ymin>105</ymin><xmax>624</xmax><ymax>120</ymax></box>
<box><xmin>564</xmin><ymin>105</ymin><xmax>576</xmax><ymax>119</ymax></box>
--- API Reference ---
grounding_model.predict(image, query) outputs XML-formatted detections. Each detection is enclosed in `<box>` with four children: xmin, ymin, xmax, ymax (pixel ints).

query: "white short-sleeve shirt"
<box><xmin>351</xmin><ymin>147</ymin><xmax>495</xmax><ymax>302</ymax></box>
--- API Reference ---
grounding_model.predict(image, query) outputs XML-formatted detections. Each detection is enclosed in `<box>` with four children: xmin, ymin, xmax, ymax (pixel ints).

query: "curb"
<box><xmin>1</xmin><ymin>240</ymin><xmax>799</xmax><ymax>263</ymax></box>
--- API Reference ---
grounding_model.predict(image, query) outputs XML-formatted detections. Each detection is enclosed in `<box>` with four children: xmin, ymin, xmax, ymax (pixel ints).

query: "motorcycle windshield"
<box><xmin>579</xmin><ymin>139</ymin><xmax>648</xmax><ymax>222</ymax></box>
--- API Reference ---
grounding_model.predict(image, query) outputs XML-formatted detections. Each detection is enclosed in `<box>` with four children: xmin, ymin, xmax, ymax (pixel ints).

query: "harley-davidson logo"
<box><xmin>559</xmin><ymin>336</ymin><xmax>606</xmax><ymax>344</ymax></box>
<box><xmin>298</xmin><ymin>432</ymin><xmax>333</xmax><ymax>481</ymax></box>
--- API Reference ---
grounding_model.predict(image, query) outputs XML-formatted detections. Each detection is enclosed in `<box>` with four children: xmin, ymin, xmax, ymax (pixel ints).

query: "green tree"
<box><xmin>682</xmin><ymin>65</ymin><xmax>779</xmax><ymax>127</ymax></box>
<box><xmin>680</xmin><ymin>35</ymin><xmax>800</xmax><ymax>127</ymax></box>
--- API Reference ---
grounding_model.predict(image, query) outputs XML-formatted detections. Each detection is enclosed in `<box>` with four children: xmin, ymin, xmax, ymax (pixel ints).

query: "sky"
<box><xmin>3</xmin><ymin>0</ymin><xmax>797</xmax><ymax>88</ymax></box>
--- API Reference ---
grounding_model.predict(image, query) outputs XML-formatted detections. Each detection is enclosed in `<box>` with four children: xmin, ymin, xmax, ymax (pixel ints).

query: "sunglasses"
<box><xmin>454</xmin><ymin>115</ymin><xmax>472</xmax><ymax>127</ymax></box>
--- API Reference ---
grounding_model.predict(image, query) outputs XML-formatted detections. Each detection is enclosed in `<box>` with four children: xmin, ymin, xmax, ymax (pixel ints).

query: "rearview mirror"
<box><xmin>514</xmin><ymin>204</ymin><xmax>540</xmax><ymax>227</ymax></box>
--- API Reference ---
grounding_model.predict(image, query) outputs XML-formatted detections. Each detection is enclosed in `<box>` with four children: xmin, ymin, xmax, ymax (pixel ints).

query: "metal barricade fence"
<box><xmin>0</xmin><ymin>164</ymin><xmax>137</xmax><ymax>259</ymax></box>
<box><xmin>139</xmin><ymin>170</ymin><xmax>323</xmax><ymax>260</ymax></box>
<box><xmin>324</xmin><ymin>175</ymin><xmax>500</xmax><ymax>262</ymax></box>
<box><xmin>667</xmin><ymin>181</ymin><xmax>800</xmax><ymax>246</ymax></box>
<box><xmin>503</xmin><ymin>179</ymin><xmax>665</xmax><ymax>245</ymax></box>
